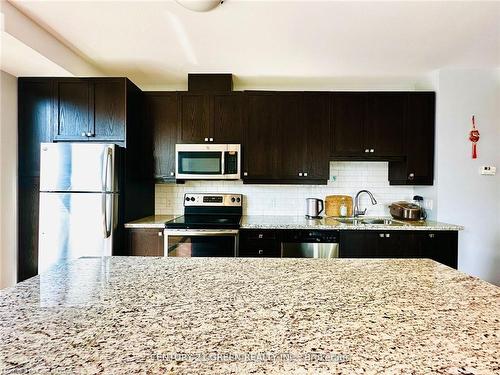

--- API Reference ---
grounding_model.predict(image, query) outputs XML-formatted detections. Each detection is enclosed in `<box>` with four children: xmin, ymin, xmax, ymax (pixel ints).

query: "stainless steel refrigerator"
<box><xmin>38</xmin><ymin>143</ymin><xmax>120</xmax><ymax>274</ymax></box>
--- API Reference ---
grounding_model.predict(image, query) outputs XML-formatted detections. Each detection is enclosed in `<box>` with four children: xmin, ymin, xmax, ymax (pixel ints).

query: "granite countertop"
<box><xmin>241</xmin><ymin>215</ymin><xmax>464</xmax><ymax>231</ymax></box>
<box><xmin>1</xmin><ymin>257</ymin><xmax>497</xmax><ymax>374</ymax></box>
<box><xmin>124</xmin><ymin>215</ymin><xmax>178</xmax><ymax>229</ymax></box>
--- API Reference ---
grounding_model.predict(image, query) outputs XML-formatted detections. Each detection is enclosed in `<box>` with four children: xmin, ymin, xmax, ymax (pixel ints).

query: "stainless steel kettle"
<box><xmin>306</xmin><ymin>198</ymin><xmax>324</xmax><ymax>219</ymax></box>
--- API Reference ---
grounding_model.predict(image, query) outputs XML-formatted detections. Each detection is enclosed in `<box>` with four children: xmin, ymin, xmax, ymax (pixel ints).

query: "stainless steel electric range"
<box><xmin>164</xmin><ymin>193</ymin><xmax>243</xmax><ymax>257</ymax></box>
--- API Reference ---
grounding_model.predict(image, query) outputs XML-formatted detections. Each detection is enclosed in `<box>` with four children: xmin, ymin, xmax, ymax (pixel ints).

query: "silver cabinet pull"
<box><xmin>258</xmin><ymin>249</ymin><xmax>264</xmax><ymax>255</ymax></box>
<box><xmin>258</xmin><ymin>234</ymin><xmax>264</xmax><ymax>239</ymax></box>
<box><xmin>81</xmin><ymin>132</ymin><xmax>87</xmax><ymax>137</ymax></box>
<box><xmin>385</xmin><ymin>233</ymin><xmax>390</xmax><ymax>238</ymax></box>
<box><xmin>87</xmin><ymin>132</ymin><xmax>93</xmax><ymax>137</ymax></box>
<box><xmin>298</xmin><ymin>172</ymin><xmax>303</xmax><ymax>177</ymax></box>
<box><xmin>429</xmin><ymin>233</ymin><xmax>435</xmax><ymax>238</ymax></box>
<box><xmin>204</xmin><ymin>138</ymin><xmax>209</xmax><ymax>142</ymax></box>
<box><xmin>379</xmin><ymin>233</ymin><xmax>384</xmax><ymax>238</ymax></box>
<box><xmin>408</xmin><ymin>173</ymin><xmax>415</xmax><ymax>180</ymax></box>
<box><xmin>365</xmin><ymin>149</ymin><xmax>369</xmax><ymax>153</ymax></box>
<box><xmin>158</xmin><ymin>231</ymin><xmax>163</xmax><ymax>237</ymax></box>
<box><xmin>243</xmin><ymin>172</ymin><xmax>248</xmax><ymax>176</ymax></box>
<box><xmin>170</xmin><ymin>172</ymin><xmax>175</xmax><ymax>176</ymax></box>
<box><xmin>304</xmin><ymin>172</ymin><xmax>308</xmax><ymax>177</ymax></box>
<box><xmin>209</xmin><ymin>138</ymin><xmax>214</xmax><ymax>142</ymax></box>
<box><xmin>370</xmin><ymin>149</ymin><xmax>375</xmax><ymax>153</ymax></box>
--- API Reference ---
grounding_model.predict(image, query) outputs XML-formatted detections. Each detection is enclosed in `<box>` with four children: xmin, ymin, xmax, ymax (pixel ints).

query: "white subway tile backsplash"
<box><xmin>155</xmin><ymin>162</ymin><xmax>414</xmax><ymax>216</ymax></box>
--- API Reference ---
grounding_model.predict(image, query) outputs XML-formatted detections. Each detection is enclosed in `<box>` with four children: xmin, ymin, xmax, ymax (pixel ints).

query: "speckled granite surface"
<box><xmin>1</xmin><ymin>257</ymin><xmax>497</xmax><ymax>374</ymax></box>
<box><xmin>124</xmin><ymin>215</ymin><xmax>177</xmax><ymax>228</ymax></box>
<box><xmin>241</xmin><ymin>215</ymin><xmax>464</xmax><ymax>231</ymax></box>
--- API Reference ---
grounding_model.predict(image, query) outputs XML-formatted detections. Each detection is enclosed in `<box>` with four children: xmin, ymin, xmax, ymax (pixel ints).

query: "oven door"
<box><xmin>164</xmin><ymin>229</ymin><xmax>238</xmax><ymax>257</ymax></box>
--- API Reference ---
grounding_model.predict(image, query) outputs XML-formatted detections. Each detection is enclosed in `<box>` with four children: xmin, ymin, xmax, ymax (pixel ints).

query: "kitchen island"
<box><xmin>1</xmin><ymin>257</ymin><xmax>498</xmax><ymax>374</ymax></box>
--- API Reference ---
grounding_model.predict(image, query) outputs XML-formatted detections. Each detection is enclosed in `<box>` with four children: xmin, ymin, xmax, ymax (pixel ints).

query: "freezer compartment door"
<box><xmin>40</xmin><ymin>143</ymin><xmax>117</xmax><ymax>192</ymax></box>
<box><xmin>38</xmin><ymin>192</ymin><xmax>117</xmax><ymax>274</ymax></box>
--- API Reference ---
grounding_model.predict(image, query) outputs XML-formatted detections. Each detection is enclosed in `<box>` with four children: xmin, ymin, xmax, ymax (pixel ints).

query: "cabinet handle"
<box><xmin>204</xmin><ymin>138</ymin><xmax>209</xmax><ymax>142</ymax></box>
<box><xmin>379</xmin><ymin>233</ymin><xmax>384</xmax><ymax>238</ymax></box>
<box><xmin>298</xmin><ymin>172</ymin><xmax>303</xmax><ymax>177</ymax></box>
<box><xmin>304</xmin><ymin>172</ymin><xmax>308</xmax><ymax>177</ymax></box>
<box><xmin>158</xmin><ymin>232</ymin><xmax>163</xmax><ymax>237</ymax></box>
<box><xmin>87</xmin><ymin>132</ymin><xmax>94</xmax><ymax>137</ymax></box>
<box><xmin>170</xmin><ymin>172</ymin><xmax>175</xmax><ymax>176</ymax></box>
<box><xmin>258</xmin><ymin>249</ymin><xmax>264</xmax><ymax>255</ymax></box>
<box><xmin>209</xmin><ymin>138</ymin><xmax>214</xmax><ymax>142</ymax></box>
<box><xmin>243</xmin><ymin>172</ymin><xmax>248</xmax><ymax>176</ymax></box>
<box><xmin>385</xmin><ymin>233</ymin><xmax>390</xmax><ymax>238</ymax></box>
<box><xmin>81</xmin><ymin>132</ymin><xmax>87</xmax><ymax>137</ymax></box>
<box><xmin>408</xmin><ymin>173</ymin><xmax>415</xmax><ymax>180</ymax></box>
<box><xmin>370</xmin><ymin>149</ymin><xmax>375</xmax><ymax>153</ymax></box>
<box><xmin>365</xmin><ymin>149</ymin><xmax>369</xmax><ymax>153</ymax></box>
<box><xmin>258</xmin><ymin>234</ymin><xmax>263</xmax><ymax>239</ymax></box>
<box><xmin>429</xmin><ymin>233</ymin><xmax>435</xmax><ymax>238</ymax></box>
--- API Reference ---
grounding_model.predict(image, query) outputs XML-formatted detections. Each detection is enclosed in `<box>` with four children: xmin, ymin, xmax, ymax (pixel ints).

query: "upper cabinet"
<box><xmin>145</xmin><ymin>92</ymin><xmax>179</xmax><ymax>182</ymax></box>
<box><xmin>330</xmin><ymin>92</ymin><xmax>406</xmax><ymax>159</ymax></box>
<box><xmin>52</xmin><ymin>78</ymin><xmax>131</xmax><ymax>143</ymax></box>
<box><xmin>389</xmin><ymin>92</ymin><xmax>435</xmax><ymax>185</ymax></box>
<box><xmin>178</xmin><ymin>92</ymin><xmax>243</xmax><ymax>144</ymax></box>
<box><xmin>243</xmin><ymin>92</ymin><xmax>329</xmax><ymax>184</ymax></box>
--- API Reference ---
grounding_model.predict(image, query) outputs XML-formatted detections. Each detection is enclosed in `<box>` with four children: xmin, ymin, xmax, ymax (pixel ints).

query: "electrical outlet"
<box><xmin>480</xmin><ymin>166</ymin><xmax>496</xmax><ymax>175</ymax></box>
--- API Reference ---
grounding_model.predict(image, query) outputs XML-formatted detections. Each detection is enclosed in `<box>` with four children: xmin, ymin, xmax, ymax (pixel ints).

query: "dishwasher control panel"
<box><xmin>281</xmin><ymin>230</ymin><xmax>340</xmax><ymax>243</ymax></box>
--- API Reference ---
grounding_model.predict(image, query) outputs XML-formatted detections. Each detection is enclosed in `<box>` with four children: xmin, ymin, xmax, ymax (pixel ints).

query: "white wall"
<box><xmin>156</xmin><ymin>162</ymin><xmax>415</xmax><ymax>216</ymax></box>
<box><xmin>425</xmin><ymin>69</ymin><xmax>500</xmax><ymax>285</ymax></box>
<box><xmin>0</xmin><ymin>71</ymin><xmax>18</xmax><ymax>288</ymax></box>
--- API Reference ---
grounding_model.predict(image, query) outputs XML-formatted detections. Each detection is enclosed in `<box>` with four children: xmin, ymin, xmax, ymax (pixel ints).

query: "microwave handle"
<box><xmin>221</xmin><ymin>151</ymin><xmax>225</xmax><ymax>175</ymax></box>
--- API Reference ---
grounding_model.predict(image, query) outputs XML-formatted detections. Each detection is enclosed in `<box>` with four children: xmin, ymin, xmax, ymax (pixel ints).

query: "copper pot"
<box><xmin>389</xmin><ymin>201</ymin><xmax>422</xmax><ymax>220</ymax></box>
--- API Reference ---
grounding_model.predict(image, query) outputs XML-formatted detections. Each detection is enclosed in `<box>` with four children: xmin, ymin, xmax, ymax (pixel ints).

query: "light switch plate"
<box><xmin>480</xmin><ymin>166</ymin><xmax>496</xmax><ymax>175</ymax></box>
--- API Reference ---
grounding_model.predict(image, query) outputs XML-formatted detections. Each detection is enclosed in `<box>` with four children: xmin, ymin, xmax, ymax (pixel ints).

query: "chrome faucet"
<box><xmin>354</xmin><ymin>190</ymin><xmax>377</xmax><ymax>217</ymax></box>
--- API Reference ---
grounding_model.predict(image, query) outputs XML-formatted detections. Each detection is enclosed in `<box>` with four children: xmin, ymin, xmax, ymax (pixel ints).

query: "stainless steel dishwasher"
<box><xmin>281</xmin><ymin>230</ymin><xmax>340</xmax><ymax>258</ymax></box>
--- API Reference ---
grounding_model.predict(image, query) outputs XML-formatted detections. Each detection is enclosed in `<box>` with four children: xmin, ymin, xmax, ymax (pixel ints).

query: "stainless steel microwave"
<box><xmin>175</xmin><ymin>144</ymin><xmax>241</xmax><ymax>180</ymax></box>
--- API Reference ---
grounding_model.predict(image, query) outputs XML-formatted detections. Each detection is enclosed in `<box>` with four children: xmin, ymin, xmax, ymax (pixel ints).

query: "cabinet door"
<box><xmin>330</xmin><ymin>93</ymin><xmax>365</xmax><ymax>157</ymax></box>
<box><xmin>92</xmin><ymin>79</ymin><xmax>126</xmax><ymax>141</ymax></box>
<box><xmin>372</xmin><ymin>232</ymin><xmax>404</xmax><ymax>258</ymax></box>
<box><xmin>340</xmin><ymin>231</ymin><xmax>377</xmax><ymax>258</ymax></box>
<box><xmin>243</xmin><ymin>93</ymin><xmax>280</xmax><ymax>180</ymax></box>
<box><xmin>53</xmin><ymin>79</ymin><xmax>92</xmax><ymax>141</ymax></box>
<box><xmin>146</xmin><ymin>93</ymin><xmax>178</xmax><ymax>181</ymax></box>
<box><xmin>364</xmin><ymin>93</ymin><xmax>406</xmax><ymax>156</ymax></box>
<box><xmin>420</xmin><ymin>231</ymin><xmax>458</xmax><ymax>269</ymax></box>
<box><xmin>277</xmin><ymin>93</ymin><xmax>305</xmax><ymax>180</ymax></box>
<box><xmin>18</xmin><ymin>79</ymin><xmax>54</xmax><ymax>177</ymax></box>
<box><xmin>127</xmin><ymin>229</ymin><xmax>164</xmax><ymax>256</ymax></box>
<box><xmin>303</xmin><ymin>93</ymin><xmax>330</xmax><ymax>180</ymax></box>
<box><xmin>179</xmin><ymin>93</ymin><xmax>210</xmax><ymax>143</ymax></box>
<box><xmin>212</xmin><ymin>93</ymin><xmax>244</xmax><ymax>143</ymax></box>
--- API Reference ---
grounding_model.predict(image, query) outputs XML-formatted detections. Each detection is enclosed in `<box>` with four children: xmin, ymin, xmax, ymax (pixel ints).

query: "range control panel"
<box><xmin>184</xmin><ymin>193</ymin><xmax>243</xmax><ymax>207</ymax></box>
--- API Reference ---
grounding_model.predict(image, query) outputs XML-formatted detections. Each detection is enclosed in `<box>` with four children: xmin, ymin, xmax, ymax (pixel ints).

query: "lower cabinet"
<box><xmin>339</xmin><ymin>230</ymin><xmax>458</xmax><ymax>268</ymax></box>
<box><xmin>238</xmin><ymin>230</ymin><xmax>281</xmax><ymax>257</ymax></box>
<box><xmin>127</xmin><ymin>228</ymin><xmax>164</xmax><ymax>256</ymax></box>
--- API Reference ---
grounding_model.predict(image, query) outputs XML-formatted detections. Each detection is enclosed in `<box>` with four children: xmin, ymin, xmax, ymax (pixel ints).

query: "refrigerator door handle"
<box><xmin>103</xmin><ymin>147</ymin><xmax>113</xmax><ymax>192</ymax></box>
<box><xmin>102</xmin><ymin>193</ymin><xmax>112</xmax><ymax>238</ymax></box>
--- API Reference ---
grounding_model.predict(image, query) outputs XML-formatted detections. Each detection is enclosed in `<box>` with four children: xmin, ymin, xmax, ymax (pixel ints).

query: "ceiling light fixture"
<box><xmin>175</xmin><ymin>0</ymin><xmax>223</xmax><ymax>12</ymax></box>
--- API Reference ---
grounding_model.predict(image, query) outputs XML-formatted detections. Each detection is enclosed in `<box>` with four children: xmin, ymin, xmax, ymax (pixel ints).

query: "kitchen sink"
<box><xmin>335</xmin><ymin>217</ymin><xmax>405</xmax><ymax>226</ymax></box>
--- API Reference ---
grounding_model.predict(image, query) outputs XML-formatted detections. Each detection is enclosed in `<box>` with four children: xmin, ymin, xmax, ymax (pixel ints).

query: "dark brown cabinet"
<box><xmin>53</xmin><ymin>79</ymin><xmax>92</xmax><ymax>141</ymax></box>
<box><xmin>238</xmin><ymin>230</ymin><xmax>281</xmax><ymax>257</ymax></box>
<box><xmin>52</xmin><ymin>78</ymin><xmax>127</xmax><ymax>142</ymax></box>
<box><xmin>330</xmin><ymin>92</ymin><xmax>406</xmax><ymax>159</ymax></box>
<box><xmin>389</xmin><ymin>92</ymin><xmax>435</xmax><ymax>185</ymax></box>
<box><xmin>178</xmin><ymin>93</ymin><xmax>243</xmax><ymax>144</ymax></box>
<box><xmin>127</xmin><ymin>228</ymin><xmax>164</xmax><ymax>256</ymax></box>
<box><xmin>243</xmin><ymin>92</ymin><xmax>329</xmax><ymax>184</ymax></box>
<box><xmin>340</xmin><ymin>230</ymin><xmax>458</xmax><ymax>268</ymax></box>
<box><xmin>92</xmin><ymin>79</ymin><xmax>126</xmax><ymax>141</ymax></box>
<box><xmin>145</xmin><ymin>92</ymin><xmax>179</xmax><ymax>181</ymax></box>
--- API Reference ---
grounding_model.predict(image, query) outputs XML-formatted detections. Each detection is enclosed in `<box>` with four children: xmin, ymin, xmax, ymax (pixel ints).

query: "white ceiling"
<box><xmin>9</xmin><ymin>0</ymin><xmax>500</xmax><ymax>90</ymax></box>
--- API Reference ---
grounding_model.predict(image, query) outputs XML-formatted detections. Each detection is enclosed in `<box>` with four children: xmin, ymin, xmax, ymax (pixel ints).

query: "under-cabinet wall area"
<box><xmin>155</xmin><ymin>162</ymin><xmax>416</xmax><ymax>216</ymax></box>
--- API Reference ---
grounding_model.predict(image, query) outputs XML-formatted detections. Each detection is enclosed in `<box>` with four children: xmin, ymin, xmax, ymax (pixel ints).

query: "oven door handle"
<box><xmin>164</xmin><ymin>229</ymin><xmax>239</xmax><ymax>237</ymax></box>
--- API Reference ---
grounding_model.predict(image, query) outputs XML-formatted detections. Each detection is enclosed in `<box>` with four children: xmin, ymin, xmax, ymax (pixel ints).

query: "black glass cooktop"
<box><xmin>165</xmin><ymin>214</ymin><xmax>242</xmax><ymax>229</ymax></box>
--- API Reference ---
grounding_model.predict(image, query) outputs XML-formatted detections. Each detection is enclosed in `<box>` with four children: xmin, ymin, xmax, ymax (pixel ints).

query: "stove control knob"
<box><xmin>190</xmin><ymin>197</ymin><xmax>195</xmax><ymax>201</ymax></box>
<box><xmin>185</xmin><ymin>197</ymin><xmax>190</xmax><ymax>201</ymax></box>
<box><xmin>231</xmin><ymin>197</ymin><xmax>235</xmax><ymax>203</ymax></box>
<box><xmin>236</xmin><ymin>197</ymin><xmax>241</xmax><ymax>202</ymax></box>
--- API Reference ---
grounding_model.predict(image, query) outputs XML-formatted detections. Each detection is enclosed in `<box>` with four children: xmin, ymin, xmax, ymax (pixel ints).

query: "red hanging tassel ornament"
<box><xmin>469</xmin><ymin>115</ymin><xmax>480</xmax><ymax>159</ymax></box>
